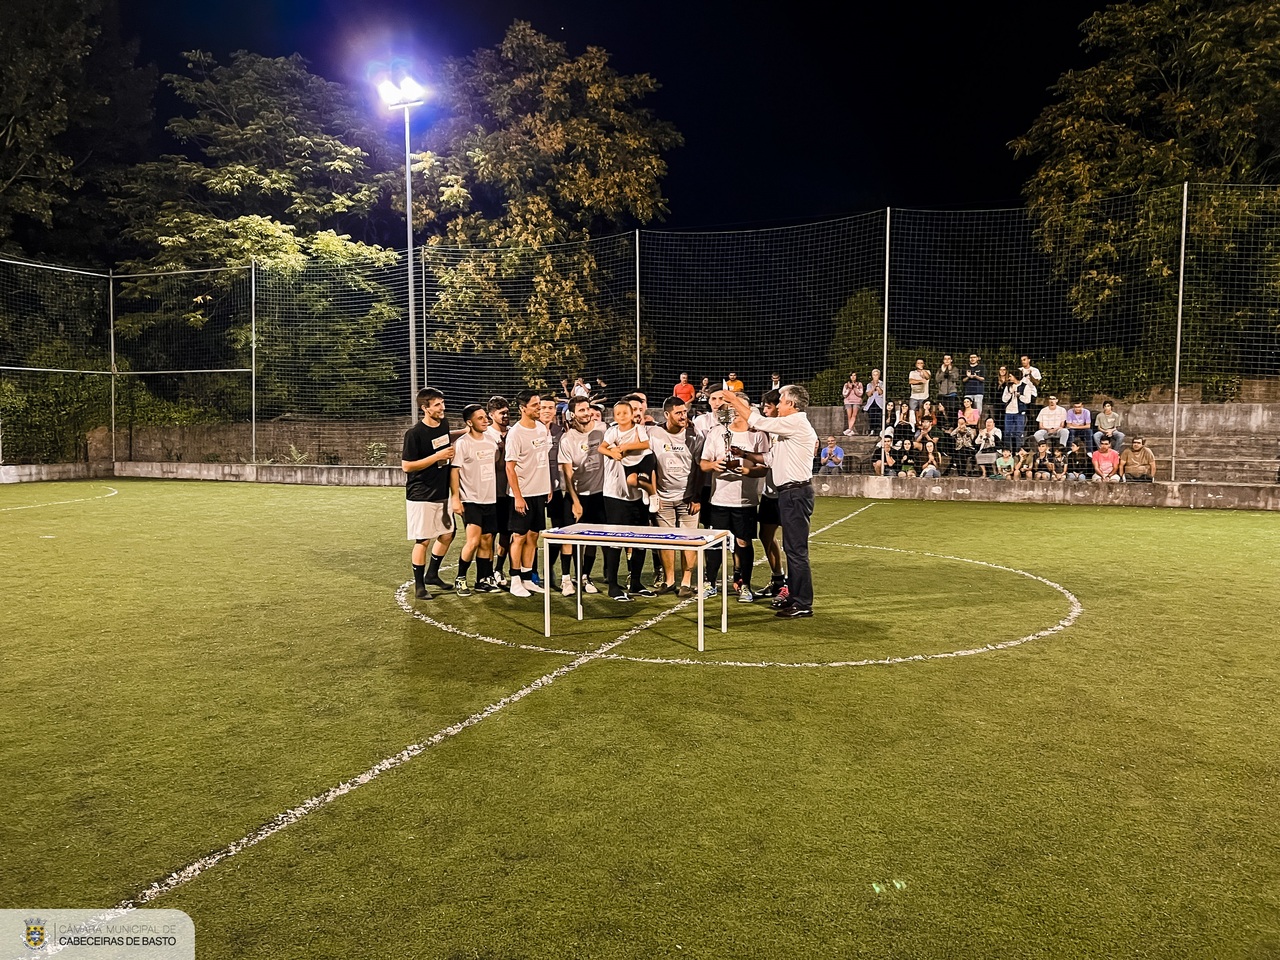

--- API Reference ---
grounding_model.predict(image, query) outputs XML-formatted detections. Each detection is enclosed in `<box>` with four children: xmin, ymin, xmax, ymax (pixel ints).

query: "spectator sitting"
<box><xmin>723</xmin><ymin>371</ymin><xmax>744</xmax><ymax>393</ymax></box>
<box><xmin>993</xmin><ymin>447</ymin><xmax>1015</xmax><ymax>480</ymax></box>
<box><xmin>1064</xmin><ymin>399</ymin><xmax>1093</xmax><ymax>451</ymax></box>
<box><xmin>891</xmin><ymin>407</ymin><xmax>916</xmax><ymax>449</ymax></box>
<box><xmin>872</xmin><ymin>436</ymin><xmax>898</xmax><ymax>477</ymax></box>
<box><xmin>960</xmin><ymin>396</ymin><xmax>981</xmax><ymax>429</ymax></box>
<box><xmin>1091</xmin><ymin>437</ymin><xmax>1121</xmax><ymax>482</ymax></box>
<box><xmin>818</xmin><ymin>436</ymin><xmax>845</xmax><ymax>475</ymax></box>
<box><xmin>1093</xmin><ymin>400</ymin><xmax>1126</xmax><ymax>452</ymax></box>
<box><xmin>673</xmin><ymin>372</ymin><xmax>696</xmax><ymax>404</ymax></box>
<box><xmin>897</xmin><ymin>441</ymin><xmax>918</xmax><ymax>478</ymax></box>
<box><xmin>1033</xmin><ymin>395</ymin><xmax>1069</xmax><ymax>449</ymax></box>
<box><xmin>1064</xmin><ymin>440</ymin><xmax>1091</xmax><ymax>481</ymax></box>
<box><xmin>914</xmin><ymin>416</ymin><xmax>939</xmax><ymax>452</ymax></box>
<box><xmin>1032</xmin><ymin>440</ymin><xmax>1064</xmax><ymax>481</ymax></box>
<box><xmin>974</xmin><ymin>417</ymin><xmax>1002</xmax><ymax>478</ymax></box>
<box><xmin>1013</xmin><ymin>446</ymin><xmax>1036</xmax><ymax>480</ymax></box>
<box><xmin>918</xmin><ymin>440</ymin><xmax>943</xmax><ymax>479</ymax></box>
<box><xmin>1119</xmin><ymin>437</ymin><xmax>1157</xmax><ymax>482</ymax></box>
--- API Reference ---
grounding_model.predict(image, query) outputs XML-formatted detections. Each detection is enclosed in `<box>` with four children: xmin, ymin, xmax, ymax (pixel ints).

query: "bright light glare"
<box><xmin>378</xmin><ymin>76</ymin><xmax>426</xmax><ymax>108</ymax></box>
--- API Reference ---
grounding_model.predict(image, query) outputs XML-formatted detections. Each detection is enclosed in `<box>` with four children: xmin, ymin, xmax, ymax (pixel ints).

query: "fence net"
<box><xmin>2</xmin><ymin>183</ymin><xmax>1278</xmax><ymax>468</ymax></box>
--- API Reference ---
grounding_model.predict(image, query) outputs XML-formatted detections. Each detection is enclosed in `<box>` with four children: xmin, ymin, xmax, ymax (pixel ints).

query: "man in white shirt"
<box><xmin>700</xmin><ymin>393</ymin><xmax>769</xmax><ymax>603</ymax></box>
<box><xmin>1034</xmin><ymin>395</ymin><xmax>1069</xmax><ymax>448</ymax></box>
<box><xmin>504</xmin><ymin>390</ymin><xmax>552</xmax><ymax>598</ymax></box>
<box><xmin>715</xmin><ymin>385</ymin><xmax>818</xmax><ymax>619</ymax></box>
<box><xmin>450</xmin><ymin>403</ymin><xmax>501</xmax><ymax>595</ymax></box>
<box><xmin>650</xmin><ymin>396</ymin><xmax>704</xmax><ymax>598</ymax></box>
<box><xmin>599</xmin><ymin>400</ymin><xmax>655</xmax><ymax>601</ymax></box>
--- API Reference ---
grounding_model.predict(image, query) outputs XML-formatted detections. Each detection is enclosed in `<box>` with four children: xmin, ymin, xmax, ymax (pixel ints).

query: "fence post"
<box><xmin>635</xmin><ymin>229</ymin><xmax>642</xmax><ymax>389</ymax></box>
<box><xmin>882</xmin><ymin>208</ymin><xmax>891</xmax><ymax>389</ymax></box>
<box><xmin>1171</xmin><ymin>182</ymin><xmax>1188</xmax><ymax>483</ymax></box>
<box><xmin>251</xmin><ymin>260</ymin><xmax>257</xmax><ymax>464</ymax></box>
<box><xmin>109</xmin><ymin>270</ymin><xmax>116</xmax><ymax>465</ymax></box>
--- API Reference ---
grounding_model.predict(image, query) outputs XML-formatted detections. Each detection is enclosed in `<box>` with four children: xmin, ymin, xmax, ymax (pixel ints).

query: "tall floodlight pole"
<box><xmin>379</xmin><ymin>76</ymin><xmax>427</xmax><ymax>418</ymax></box>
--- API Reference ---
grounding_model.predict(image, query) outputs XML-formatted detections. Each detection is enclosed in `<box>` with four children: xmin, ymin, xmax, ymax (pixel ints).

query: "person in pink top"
<box><xmin>1090</xmin><ymin>437</ymin><xmax>1121</xmax><ymax>482</ymax></box>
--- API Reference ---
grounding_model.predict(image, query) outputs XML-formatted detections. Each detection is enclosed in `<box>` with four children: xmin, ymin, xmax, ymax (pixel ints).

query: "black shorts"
<box><xmin>548</xmin><ymin>489</ymin><xmax>574</xmax><ymax>529</ymax></box>
<box><xmin>494</xmin><ymin>496</ymin><xmax>512</xmax><ymax>535</ymax></box>
<box><xmin>757</xmin><ymin>495</ymin><xmax>781</xmax><ymax>528</ymax></box>
<box><xmin>462</xmin><ymin>501</ymin><xmax>499</xmax><ymax>535</ymax></box>
<box><xmin>625</xmin><ymin>453</ymin><xmax>657</xmax><ymax>486</ymax></box>
<box><xmin>717</xmin><ymin>504</ymin><xmax>759</xmax><ymax>543</ymax></box>
<box><xmin>574</xmin><ymin>491</ymin><xmax>607</xmax><ymax>525</ymax></box>
<box><xmin>509</xmin><ymin>494</ymin><xmax>548</xmax><ymax>535</ymax></box>
<box><xmin>604</xmin><ymin>495</ymin><xmax>650</xmax><ymax>528</ymax></box>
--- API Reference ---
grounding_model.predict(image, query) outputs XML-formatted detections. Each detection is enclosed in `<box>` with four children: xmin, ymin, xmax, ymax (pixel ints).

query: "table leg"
<box><xmin>543</xmin><ymin>537</ymin><xmax>551</xmax><ymax>638</ymax></box>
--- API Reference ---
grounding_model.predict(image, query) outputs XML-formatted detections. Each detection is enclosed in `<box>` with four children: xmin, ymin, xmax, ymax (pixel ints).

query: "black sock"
<box><xmin>427</xmin><ymin>554</ymin><xmax>443</xmax><ymax>579</ymax></box>
<box><xmin>457</xmin><ymin>558</ymin><xmax>472</xmax><ymax>580</ymax></box>
<box><xmin>478</xmin><ymin>557</ymin><xmax>493</xmax><ymax>581</ymax></box>
<box><xmin>412</xmin><ymin>563</ymin><xmax>425</xmax><ymax>587</ymax></box>
<box><xmin>771</xmin><ymin>573</ymin><xmax>786</xmax><ymax>585</ymax></box>
<box><xmin>560</xmin><ymin>553</ymin><xmax>572</xmax><ymax>576</ymax></box>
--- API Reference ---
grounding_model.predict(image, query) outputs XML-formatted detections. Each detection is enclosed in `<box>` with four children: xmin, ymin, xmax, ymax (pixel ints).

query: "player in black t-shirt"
<box><xmin>402</xmin><ymin>388</ymin><xmax>456</xmax><ymax>599</ymax></box>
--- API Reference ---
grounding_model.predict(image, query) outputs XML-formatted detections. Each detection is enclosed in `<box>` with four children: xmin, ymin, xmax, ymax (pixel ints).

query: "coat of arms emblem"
<box><xmin>24</xmin><ymin>918</ymin><xmax>46</xmax><ymax>950</ymax></box>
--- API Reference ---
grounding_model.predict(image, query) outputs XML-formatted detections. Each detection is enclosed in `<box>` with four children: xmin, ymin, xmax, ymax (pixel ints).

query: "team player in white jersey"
<box><xmin>450</xmin><ymin>403</ymin><xmax>502</xmax><ymax>596</ymax></box>
<box><xmin>558</xmin><ymin>395</ymin><xmax>606</xmax><ymax>594</ymax></box>
<box><xmin>599</xmin><ymin>399</ymin><xmax>656</xmax><ymax>601</ymax></box>
<box><xmin>649</xmin><ymin>395</ymin><xmax>704</xmax><ymax>598</ymax></box>
<box><xmin>699</xmin><ymin>392</ymin><xmax>770</xmax><ymax>602</ymax></box>
<box><xmin>504</xmin><ymin>390</ymin><xmax>553</xmax><ymax>598</ymax></box>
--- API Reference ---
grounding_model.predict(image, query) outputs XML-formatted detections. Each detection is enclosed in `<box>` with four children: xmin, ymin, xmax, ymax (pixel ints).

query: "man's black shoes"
<box><xmin>774</xmin><ymin>606</ymin><xmax>813</xmax><ymax>619</ymax></box>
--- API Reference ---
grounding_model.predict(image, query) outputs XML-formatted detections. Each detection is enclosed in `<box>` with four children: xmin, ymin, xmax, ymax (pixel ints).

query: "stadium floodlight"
<box><xmin>378</xmin><ymin>73</ymin><xmax>428</xmax><ymax>417</ymax></box>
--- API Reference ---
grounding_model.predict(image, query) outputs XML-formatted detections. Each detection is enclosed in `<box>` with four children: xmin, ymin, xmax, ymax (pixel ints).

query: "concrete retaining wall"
<box><xmin>1</xmin><ymin>463</ymin><xmax>113</xmax><ymax>484</ymax></box>
<box><xmin>112</xmin><ymin>462</ymin><xmax>404</xmax><ymax>486</ymax></box>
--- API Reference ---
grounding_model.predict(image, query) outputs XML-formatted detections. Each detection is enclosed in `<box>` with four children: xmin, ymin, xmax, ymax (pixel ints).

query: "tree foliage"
<box><xmin>0</xmin><ymin>0</ymin><xmax>153</xmax><ymax>257</ymax></box>
<box><xmin>116</xmin><ymin>51</ymin><xmax>402</xmax><ymax>418</ymax></box>
<box><xmin>414</xmin><ymin>22</ymin><xmax>682</xmax><ymax>388</ymax></box>
<box><xmin>1011</xmin><ymin>0</ymin><xmax>1280</xmax><ymax>394</ymax></box>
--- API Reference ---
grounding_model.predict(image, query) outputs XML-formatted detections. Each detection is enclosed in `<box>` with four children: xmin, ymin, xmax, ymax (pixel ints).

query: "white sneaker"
<box><xmin>561</xmin><ymin>575</ymin><xmax>575</xmax><ymax>596</ymax></box>
<box><xmin>494</xmin><ymin>569</ymin><xmax>509</xmax><ymax>588</ymax></box>
<box><xmin>526</xmin><ymin>577</ymin><xmax>545</xmax><ymax>594</ymax></box>
<box><xmin>582</xmin><ymin>576</ymin><xmax>599</xmax><ymax>594</ymax></box>
<box><xmin>509</xmin><ymin>579</ymin><xmax>531</xmax><ymax>598</ymax></box>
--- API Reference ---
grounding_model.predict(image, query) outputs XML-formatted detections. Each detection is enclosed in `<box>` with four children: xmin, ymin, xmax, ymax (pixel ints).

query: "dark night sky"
<box><xmin>120</xmin><ymin>0</ymin><xmax>1102</xmax><ymax>229</ymax></box>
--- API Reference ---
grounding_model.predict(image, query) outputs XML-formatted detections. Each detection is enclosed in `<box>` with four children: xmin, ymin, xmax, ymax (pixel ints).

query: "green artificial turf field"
<box><xmin>2</xmin><ymin>479</ymin><xmax>1278</xmax><ymax>959</ymax></box>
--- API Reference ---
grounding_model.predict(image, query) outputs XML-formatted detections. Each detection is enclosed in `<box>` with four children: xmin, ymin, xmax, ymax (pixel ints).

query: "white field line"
<box><xmin>0</xmin><ymin>485</ymin><xmax>119</xmax><ymax>511</ymax></box>
<box><xmin>106</xmin><ymin>552</ymin><xmax>772</xmax><ymax>913</ymax></box>
<box><xmin>73</xmin><ymin>503</ymin><xmax>872</xmax><ymax>924</ymax></box>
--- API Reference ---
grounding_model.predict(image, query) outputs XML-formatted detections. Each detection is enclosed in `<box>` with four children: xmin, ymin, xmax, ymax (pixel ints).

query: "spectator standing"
<box><xmin>863</xmin><ymin>370</ymin><xmax>885</xmax><ymax>436</ymax></box>
<box><xmin>723</xmin><ymin>371</ymin><xmax>744</xmax><ymax>393</ymax></box>
<box><xmin>964</xmin><ymin>353</ymin><xmax>986</xmax><ymax>415</ymax></box>
<box><xmin>935</xmin><ymin>355</ymin><xmax>961</xmax><ymax>422</ymax></box>
<box><xmin>819</xmin><ymin>436</ymin><xmax>845</xmax><ymax>475</ymax></box>
<box><xmin>1119</xmin><ymin>437</ymin><xmax>1157</xmax><ymax>482</ymax></box>
<box><xmin>908</xmin><ymin>358</ymin><xmax>932</xmax><ymax>412</ymax></box>
<box><xmin>769</xmin><ymin>372</ymin><xmax>782</xmax><ymax>392</ymax></box>
<box><xmin>1002</xmin><ymin>371</ymin><xmax>1032</xmax><ymax>451</ymax></box>
<box><xmin>842</xmin><ymin>373</ymin><xmax>864</xmax><ymax>436</ymax></box>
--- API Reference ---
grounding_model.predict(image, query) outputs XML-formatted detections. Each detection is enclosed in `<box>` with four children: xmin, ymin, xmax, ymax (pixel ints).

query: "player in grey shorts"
<box><xmin>558</xmin><ymin>395</ymin><xmax>606</xmax><ymax>593</ymax></box>
<box><xmin>650</xmin><ymin>395</ymin><xmax>704</xmax><ymax>598</ymax></box>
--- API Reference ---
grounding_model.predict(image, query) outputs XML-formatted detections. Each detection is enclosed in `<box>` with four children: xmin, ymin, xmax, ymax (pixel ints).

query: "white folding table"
<box><xmin>540</xmin><ymin>523</ymin><xmax>733</xmax><ymax>651</ymax></box>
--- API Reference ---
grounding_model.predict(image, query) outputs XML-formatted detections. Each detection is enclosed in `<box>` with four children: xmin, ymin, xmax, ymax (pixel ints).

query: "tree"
<box><xmin>412</xmin><ymin>21</ymin><xmax>682</xmax><ymax>388</ymax></box>
<box><xmin>0</xmin><ymin>0</ymin><xmax>154</xmax><ymax>258</ymax></box>
<box><xmin>116</xmin><ymin>51</ymin><xmax>403</xmax><ymax>418</ymax></box>
<box><xmin>1011</xmin><ymin>0</ymin><xmax>1280</xmax><ymax>396</ymax></box>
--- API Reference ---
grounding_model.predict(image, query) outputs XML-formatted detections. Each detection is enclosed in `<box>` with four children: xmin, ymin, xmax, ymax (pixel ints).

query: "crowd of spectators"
<box><xmin>840</xmin><ymin>356</ymin><xmax>1158</xmax><ymax>482</ymax></box>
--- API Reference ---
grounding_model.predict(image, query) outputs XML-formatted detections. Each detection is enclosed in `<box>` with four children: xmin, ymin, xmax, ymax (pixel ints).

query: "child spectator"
<box><xmin>993</xmin><ymin>447</ymin><xmax>1015</xmax><ymax>480</ymax></box>
<box><xmin>1064</xmin><ymin>440</ymin><xmax>1091</xmax><ymax>481</ymax></box>
<box><xmin>1013</xmin><ymin>446</ymin><xmax>1036</xmax><ymax>480</ymax></box>
<box><xmin>1032</xmin><ymin>440</ymin><xmax>1063</xmax><ymax>481</ymax></box>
